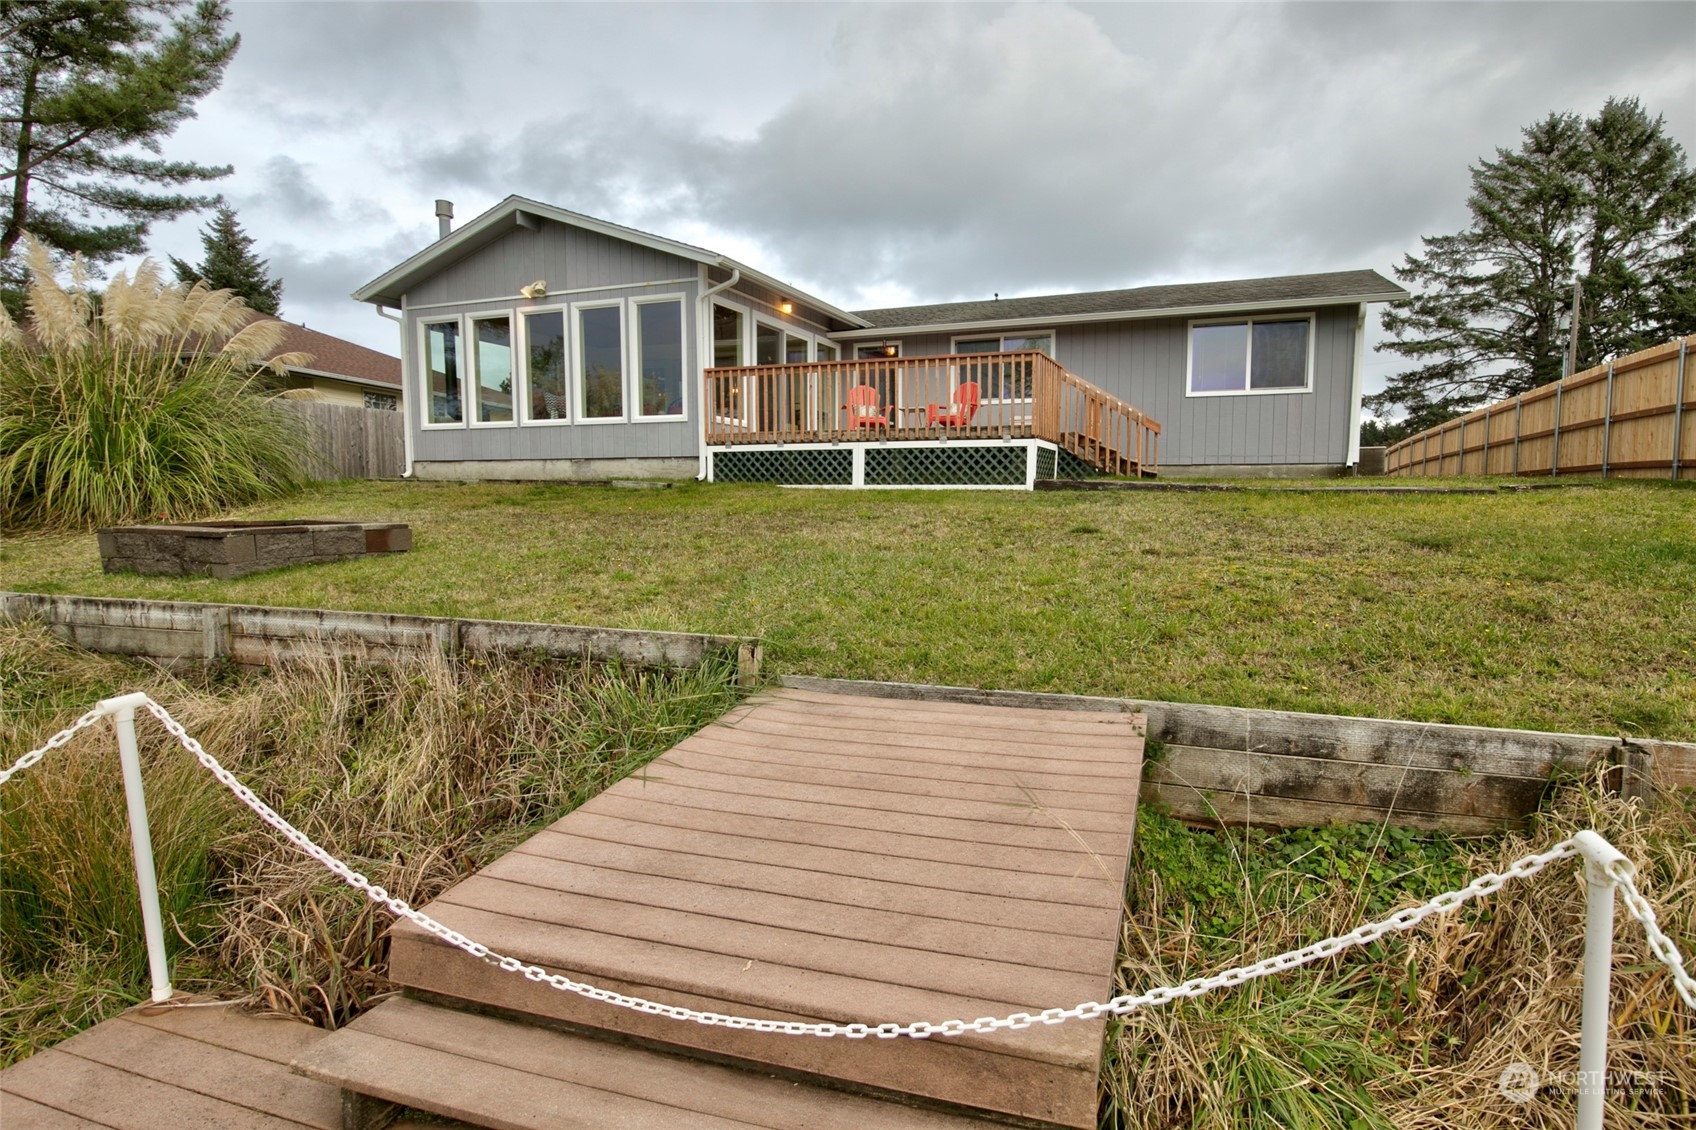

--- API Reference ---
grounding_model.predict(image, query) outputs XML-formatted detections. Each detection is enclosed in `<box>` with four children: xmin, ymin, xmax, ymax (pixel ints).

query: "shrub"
<box><xmin>0</xmin><ymin>237</ymin><xmax>309</xmax><ymax>531</ymax></box>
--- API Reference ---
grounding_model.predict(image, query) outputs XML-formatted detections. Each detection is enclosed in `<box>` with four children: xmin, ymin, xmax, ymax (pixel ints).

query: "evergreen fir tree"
<box><xmin>171</xmin><ymin>204</ymin><xmax>283</xmax><ymax>314</ymax></box>
<box><xmin>1</xmin><ymin>2</ymin><xmax>239</xmax><ymax>310</ymax></box>
<box><xmin>1371</xmin><ymin>98</ymin><xmax>1696</xmax><ymax>426</ymax></box>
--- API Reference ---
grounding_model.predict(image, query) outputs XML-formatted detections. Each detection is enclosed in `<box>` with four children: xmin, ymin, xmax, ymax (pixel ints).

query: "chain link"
<box><xmin>0</xmin><ymin>708</ymin><xmax>107</xmax><ymax>786</ymax></box>
<box><xmin>4</xmin><ymin>695</ymin><xmax>1693</xmax><ymax>1038</ymax></box>
<box><xmin>1606</xmin><ymin>859</ymin><xmax>1696</xmax><ymax>1009</ymax></box>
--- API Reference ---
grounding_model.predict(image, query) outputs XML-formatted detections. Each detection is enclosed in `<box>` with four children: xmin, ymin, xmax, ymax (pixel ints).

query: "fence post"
<box><xmin>1601</xmin><ymin>361</ymin><xmax>1615</xmax><ymax>478</ymax></box>
<box><xmin>1551</xmin><ymin>382</ymin><xmax>1564</xmax><ymax>477</ymax></box>
<box><xmin>100</xmin><ymin>692</ymin><xmax>173</xmax><ymax>1003</ymax></box>
<box><xmin>1512</xmin><ymin>394</ymin><xmax>1523</xmax><ymax>476</ymax></box>
<box><xmin>1480</xmin><ymin>407</ymin><xmax>1490</xmax><ymax>475</ymax></box>
<box><xmin>1572</xmin><ymin>830</ymin><xmax>1630</xmax><ymax>1130</ymax></box>
<box><xmin>1674</xmin><ymin>340</ymin><xmax>1688</xmax><ymax>482</ymax></box>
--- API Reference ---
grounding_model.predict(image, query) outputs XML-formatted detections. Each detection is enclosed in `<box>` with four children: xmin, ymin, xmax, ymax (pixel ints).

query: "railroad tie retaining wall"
<box><xmin>1</xmin><ymin>592</ymin><xmax>761</xmax><ymax>683</ymax></box>
<box><xmin>781</xmin><ymin>676</ymin><xmax>1695</xmax><ymax>834</ymax></box>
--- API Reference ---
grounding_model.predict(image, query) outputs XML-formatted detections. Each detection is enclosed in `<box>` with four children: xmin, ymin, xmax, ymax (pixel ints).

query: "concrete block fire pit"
<box><xmin>97</xmin><ymin>520</ymin><xmax>412</xmax><ymax>579</ymax></box>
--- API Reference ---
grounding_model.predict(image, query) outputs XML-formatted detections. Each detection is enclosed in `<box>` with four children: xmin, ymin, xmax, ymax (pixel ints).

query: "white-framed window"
<box><xmin>816</xmin><ymin>341</ymin><xmax>839</xmax><ymax>362</ymax></box>
<box><xmin>1187</xmin><ymin>314</ymin><xmax>1314</xmax><ymax>396</ymax></box>
<box><xmin>420</xmin><ymin>317</ymin><xmax>464</xmax><ymax>427</ymax></box>
<box><xmin>950</xmin><ymin>331</ymin><xmax>1053</xmax><ymax>401</ymax></box>
<box><xmin>631</xmin><ymin>294</ymin><xmax>686</xmax><ymax>419</ymax></box>
<box><xmin>573</xmin><ymin>299</ymin><xmax>627</xmax><ymax>422</ymax></box>
<box><xmin>520</xmin><ymin>305</ymin><xmax>570</xmax><ymax>424</ymax></box>
<box><xmin>468</xmin><ymin>312</ymin><xmax>516</xmax><ymax>426</ymax></box>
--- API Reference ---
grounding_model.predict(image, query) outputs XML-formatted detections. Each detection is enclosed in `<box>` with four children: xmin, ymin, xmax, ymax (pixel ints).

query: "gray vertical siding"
<box><xmin>857</xmin><ymin>307</ymin><xmax>1359</xmax><ymax>466</ymax></box>
<box><xmin>403</xmin><ymin>220</ymin><xmax>701</xmax><ymax>463</ymax></box>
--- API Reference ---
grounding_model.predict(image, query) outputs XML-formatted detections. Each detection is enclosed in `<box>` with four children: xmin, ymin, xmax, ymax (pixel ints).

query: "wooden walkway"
<box><xmin>0</xmin><ymin>1004</ymin><xmax>447</xmax><ymax>1129</ymax></box>
<box><xmin>5</xmin><ymin>686</ymin><xmax>1145</xmax><ymax>1129</ymax></box>
<box><xmin>320</xmin><ymin>686</ymin><xmax>1146</xmax><ymax>1127</ymax></box>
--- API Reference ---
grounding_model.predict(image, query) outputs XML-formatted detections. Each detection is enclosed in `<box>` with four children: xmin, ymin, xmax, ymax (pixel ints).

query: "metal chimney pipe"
<box><xmin>435</xmin><ymin>199</ymin><xmax>454</xmax><ymax>240</ymax></box>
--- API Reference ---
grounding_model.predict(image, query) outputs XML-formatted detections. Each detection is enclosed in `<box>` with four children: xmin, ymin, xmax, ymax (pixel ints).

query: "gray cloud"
<box><xmin>130</xmin><ymin>1</ymin><xmax>1696</xmax><ymax>367</ymax></box>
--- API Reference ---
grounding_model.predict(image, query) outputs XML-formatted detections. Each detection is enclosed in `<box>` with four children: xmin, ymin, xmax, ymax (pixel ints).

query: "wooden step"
<box><xmin>294</xmin><ymin>995</ymin><xmax>999</xmax><ymax>1129</ymax></box>
<box><xmin>384</xmin><ymin>687</ymin><xmax>1144</xmax><ymax>1129</ymax></box>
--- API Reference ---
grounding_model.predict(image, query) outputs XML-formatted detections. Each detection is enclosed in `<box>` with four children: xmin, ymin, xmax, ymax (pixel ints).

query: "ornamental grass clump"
<box><xmin>0</xmin><ymin>237</ymin><xmax>310</xmax><ymax>531</ymax></box>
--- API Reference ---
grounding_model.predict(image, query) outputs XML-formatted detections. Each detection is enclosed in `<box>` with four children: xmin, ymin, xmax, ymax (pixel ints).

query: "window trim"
<box><xmin>465</xmin><ymin>308</ymin><xmax>519</xmax><ymax>429</ymax></box>
<box><xmin>1185</xmin><ymin>313</ymin><xmax>1316</xmax><ymax>398</ymax></box>
<box><xmin>629</xmin><ymin>292</ymin><xmax>689</xmax><ymax>423</ymax></box>
<box><xmin>516</xmin><ymin>302</ymin><xmax>572</xmax><ymax>427</ymax></box>
<box><xmin>948</xmin><ymin>329</ymin><xmax>1054</xmax><ymax>404</ymax></box>
<box><xmin>571</xmin><ymin>297</ymin><xmax>630</xmax><ymax>425</ymax></box>
<box><xmin>418</xmin><ymin>315</ymin><xmax>467</xmax><ymax>430</ymax></box>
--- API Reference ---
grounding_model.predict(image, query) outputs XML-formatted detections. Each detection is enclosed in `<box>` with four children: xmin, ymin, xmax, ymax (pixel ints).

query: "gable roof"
<box><xmin>261</xmin><ymin>317</ymin><xmax>401</xmax><ymax>389</ymax></box>
<box><xmin>352</xmin><ymin>195</ymin><xmax>872</xmax><ymax>329</ymax></box>
<box><xmin>841</xmin><ymin>269</ymin><xmax>1406</xmax><ymax>338</ymax></box>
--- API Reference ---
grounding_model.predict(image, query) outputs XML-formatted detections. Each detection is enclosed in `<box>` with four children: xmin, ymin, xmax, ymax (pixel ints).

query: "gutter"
<box><xmin>829</xmin><ymin>291</ymin><xmax>1410</xmax><ymax>341</ymax></box>
<box><xmin>376</xmin><ymin>305</ymin><xmax>414</xmax><ymax>478</ymax></box>
<box><xmin>696</xmin><ymin>267</ymin><xmax>741</xmax><ymax>481</ymax></box>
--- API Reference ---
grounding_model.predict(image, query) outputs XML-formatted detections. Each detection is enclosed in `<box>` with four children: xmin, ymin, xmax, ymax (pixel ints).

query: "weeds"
<box><xmin>1108</xmin><ymin>785</ymin><xmax>1695</xmax><ymax>1128</ymax></box>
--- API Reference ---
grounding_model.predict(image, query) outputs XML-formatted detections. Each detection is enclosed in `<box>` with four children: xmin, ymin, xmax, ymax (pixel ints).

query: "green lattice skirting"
<box><xmin>864</xmin><ymin>445</ymin><xmax>1027</xmax><ymax>486</ymax></box>
<box><xmin>713</xmin><ymin>448</ymin><xmax>853</xmax><ymax>485</ymax></box>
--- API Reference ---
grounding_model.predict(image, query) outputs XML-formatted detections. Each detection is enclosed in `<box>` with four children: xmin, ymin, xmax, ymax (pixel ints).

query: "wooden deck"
<box><xmin>333</xmin><ymin>686</ymin><xmax>1145</xmax><ymax>1128</ymax></box>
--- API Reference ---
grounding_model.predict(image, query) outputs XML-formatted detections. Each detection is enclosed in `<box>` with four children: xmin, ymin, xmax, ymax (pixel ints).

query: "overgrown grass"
<box><xmin>2</xmin><ymin>477</ymin><xmax>1691</xmax><ymax>737</ymax></box>
<box><xmin>0</xmin><ymin>240</ymin><xmax>308</xmax><ymax>530</ymax></box>
<box><xmin>1111</xmin><ymin>785</ymin><xmax>1695</xmax><ymax>1128</ymax></box>
<box><xmin>0</xmin><ymin>621</ymin><xmax>741</xmax><ymax>1064</ymax></box>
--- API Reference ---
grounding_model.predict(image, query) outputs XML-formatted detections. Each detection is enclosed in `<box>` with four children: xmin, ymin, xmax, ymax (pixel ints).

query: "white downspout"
<box><xmin>376</xmin><ymin>304</ymin><xmax>413</xmax><ymax>478</ymax></box>
<box><xmin>1346</xmin><ymin>302</ymin><xmax>1367</xmax><ymax>470</ymax></box>
<box><xmin>696</xmin><ymin>266</ymin><xmax>741</xmax><ymax>481</ymax></box>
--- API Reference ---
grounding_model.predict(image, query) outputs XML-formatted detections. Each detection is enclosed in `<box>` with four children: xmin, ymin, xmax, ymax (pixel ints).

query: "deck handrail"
<box><xmin>705</xmin><ymin>350</ymin><xmax>1160</xmax><ymax>475</ymax></box>
<box><xmin>4</xmin><ymin>693</ymin><xmax>1691</xmax><ymax>1130</ymax></box>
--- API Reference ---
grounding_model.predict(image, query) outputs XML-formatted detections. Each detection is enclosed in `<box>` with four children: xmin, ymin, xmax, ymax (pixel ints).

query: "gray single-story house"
<box><xmin>352</xmin><ymin>196</ymin><xmax>1406</xmax><ymax>487</ymax></box>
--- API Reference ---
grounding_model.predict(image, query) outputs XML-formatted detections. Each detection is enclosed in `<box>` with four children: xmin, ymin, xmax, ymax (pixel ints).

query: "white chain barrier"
<box><xmin>4</xmin><ymin>695</ymin><xmax>1694</xmax><ymax>1040</ymax></box>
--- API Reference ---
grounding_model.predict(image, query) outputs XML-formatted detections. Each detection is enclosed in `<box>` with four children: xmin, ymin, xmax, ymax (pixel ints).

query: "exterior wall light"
<box><xmin>519</xmin><ymin>280</ymin><xmax>548</xmax><ymax>299</ymax></box>
<box><xmin>778</xmin><ymin>301</ymin><xmax>794</xmax><ymax>315</ymax></box>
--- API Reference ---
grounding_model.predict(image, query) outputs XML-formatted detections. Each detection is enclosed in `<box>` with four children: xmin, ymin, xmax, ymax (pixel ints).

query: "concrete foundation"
<box><xmin>410</xmin><ymin>458</ymin><xmax>698</xmax><ymax>482</ymax></box>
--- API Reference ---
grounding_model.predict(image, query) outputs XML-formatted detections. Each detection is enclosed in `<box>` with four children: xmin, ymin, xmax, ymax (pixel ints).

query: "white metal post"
<box><xmin>101</xmin><ymin>692</ymin><xmax>173</xmax><ymax>1003</ymax></box>
<box><xmin>1573</xmin><ymin>830</ymin><xmax>1630</xmax><ymax>1130</ymax></box>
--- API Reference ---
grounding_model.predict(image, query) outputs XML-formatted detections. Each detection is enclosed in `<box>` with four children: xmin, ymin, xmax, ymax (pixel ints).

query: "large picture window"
<box><xmin>524</xmin><ymin>309</ymin><xmax>568</xmax><ymax>421</ymax></box>
<box><xmin>578</xmin><ymin>304</ymin><xmax>625</xmax><ymax>420</ymax></box>
<box><xmin>1188</xmin><ymin>316</ymin><xmax>1312</xmax><ymax>395</ymax></box>
<box><xmin>470</xmin><ymin>315</ymin><xmax>514</xmax><ymax>424</ymax></box>
<box><xmin>423</xmin><ymin>320</ymin><xmax>462</xmax><ymax>424</ymax></box>
<box><xmin>634</xmin><ymin>299</ymin><xmax>684</xmax><ymax>417</ymax></box>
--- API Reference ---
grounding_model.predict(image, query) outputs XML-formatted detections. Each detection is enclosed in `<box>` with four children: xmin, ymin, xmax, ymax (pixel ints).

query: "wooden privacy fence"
<box><xmin>284</xmin><ymin>400</ymin><xmax>405</xmax><ymax>480</ymax></box>
<box><xmin>1386</xmin><ymin>335</ymin><xmax>1694</xmax><ymax>479</ymax></box>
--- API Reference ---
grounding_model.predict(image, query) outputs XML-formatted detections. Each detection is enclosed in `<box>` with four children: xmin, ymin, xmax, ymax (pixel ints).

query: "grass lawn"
<box><xmin>3</xmin><ymin>477</ymin><xmax>1693</xmax><ymax>738</ymax></box>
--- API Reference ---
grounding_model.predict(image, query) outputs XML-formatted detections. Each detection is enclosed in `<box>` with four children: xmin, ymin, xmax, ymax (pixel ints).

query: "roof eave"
<box><xmin>833</xmin><ymin>290</ymin><xmax>1409</xmax><ymax>340</ymax></box>
<box><xmin>281</xmin><ymin>364</ymin><xmax>403</xmax><ymax>391</ymax></box>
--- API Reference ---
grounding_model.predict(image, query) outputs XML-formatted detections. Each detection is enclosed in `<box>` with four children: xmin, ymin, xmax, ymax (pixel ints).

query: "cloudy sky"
<box><xmin>140</xmin><ymin>1</ymin><xmax>1696</xmax><ymax>397</ymax></box>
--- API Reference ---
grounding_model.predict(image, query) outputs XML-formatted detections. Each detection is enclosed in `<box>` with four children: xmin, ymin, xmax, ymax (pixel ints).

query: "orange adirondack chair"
<box><xmin>844</xmin><ymin>384</ymin><xmax>890</xmax><ymax>428</ymax></box>
<box><xmin>927</xmin><ymin>381</ymin><xmax>981</xmax><ymax>427</ymax></box>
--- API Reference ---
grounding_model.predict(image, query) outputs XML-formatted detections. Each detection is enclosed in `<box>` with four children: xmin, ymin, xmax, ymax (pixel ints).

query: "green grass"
<box><xmin>3</xmin><ymin>477</ymin><xmax>1692</xmax><ymax>737</ymax></box>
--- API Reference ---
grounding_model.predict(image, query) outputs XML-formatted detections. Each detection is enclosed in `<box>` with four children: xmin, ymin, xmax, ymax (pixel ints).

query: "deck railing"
<box><xmin>704</xmin><ymin>351</ymin><xmax>1160</xmax><ymax>475</ymax></box>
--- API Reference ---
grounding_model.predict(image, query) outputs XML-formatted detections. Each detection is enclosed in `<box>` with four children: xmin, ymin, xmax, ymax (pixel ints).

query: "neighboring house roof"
<box><xmin>351</xmin><ymin>195</ymin><xmax>873</xmax><ymax>330</ymax></box>
<box><xmin>839</xmin><ymin>270</ymin><xmax>1408</xmax><ymax>338</ymax></box>
<box><xmin>259</xmin><ymin>317</ymin><xmax>402</xmax><ymax>391</ymax></box>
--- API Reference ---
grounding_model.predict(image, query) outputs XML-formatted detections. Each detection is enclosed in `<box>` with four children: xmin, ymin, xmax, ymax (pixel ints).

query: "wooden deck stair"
<box><xmin>294</xmin><ymin>686</ymin><xmax>1146</xmax><ymax>1128</ymax></box>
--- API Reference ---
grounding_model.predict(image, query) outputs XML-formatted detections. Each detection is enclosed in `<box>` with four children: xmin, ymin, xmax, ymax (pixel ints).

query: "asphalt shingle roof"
<box><xmin>261</xmin><ymin>318</ymin><xmax>401</xmax><ymax>387</ymax></box>
<box><xmin>852</xmin><ymin>269</ymin><xmax>1403</xmax><ymax>329</ymax></box>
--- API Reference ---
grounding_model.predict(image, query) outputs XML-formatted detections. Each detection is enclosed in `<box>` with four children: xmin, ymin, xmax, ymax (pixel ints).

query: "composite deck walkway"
<box><xmin>4</xmin><ymin>686</ymin><xmax>1145</xmax><ymax>1129</ymax></box>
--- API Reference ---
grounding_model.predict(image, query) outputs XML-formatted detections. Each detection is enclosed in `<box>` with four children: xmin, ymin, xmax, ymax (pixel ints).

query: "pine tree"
<box><xmin>1</xmin><ymin>1</ymin><xmax>238</xmax><ymax>307</ymax></box>
<box><xmin>171</xmin><ymin>204</ymin><xmax>282</xmax><ymax>314</ymax></box>
<box><xmin>1371</xmin><ymin>98</ymin><xmax>1696</xmax><ymax>426</ymax></box>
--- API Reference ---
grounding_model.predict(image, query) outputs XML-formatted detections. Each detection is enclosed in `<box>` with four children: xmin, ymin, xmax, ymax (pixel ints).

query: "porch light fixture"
<box><xmin>883</xmin><ymin>345</ymin><xmax>896</xmax><ymax>356</ymax></box>
<box><xmin>778</xmin><ymin>300</ymin><xmax>794</xmax><ymax>315</ymax></box>
<box><xmin>519</xmin><ymin>280</ymin><xmax>548</xmax><ymax>299</ymax></box>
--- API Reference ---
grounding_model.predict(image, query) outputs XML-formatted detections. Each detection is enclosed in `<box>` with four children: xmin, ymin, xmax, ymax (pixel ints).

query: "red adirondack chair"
<box><xmin>927</xmin><ymin>381</ymin><xmax>982</xmax><ymax>428</ymax></box>
<box><xmin>844</xmin><ymin>384</ymin><xmax>889</xmax><ymax>428</ymax></box>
